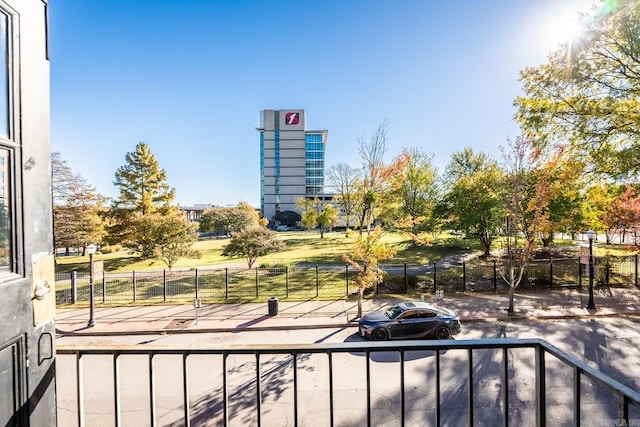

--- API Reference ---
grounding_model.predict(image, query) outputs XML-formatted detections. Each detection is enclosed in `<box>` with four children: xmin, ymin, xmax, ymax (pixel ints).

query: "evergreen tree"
<box><xmin>107</xmin><ymin>142</ymin><xmax>179</xmax><ymax>256</ymax></box>
<box><xmin>112</xmin><ymin>142</ymin><xmax>176</xmax><ymax>214</ymax></box>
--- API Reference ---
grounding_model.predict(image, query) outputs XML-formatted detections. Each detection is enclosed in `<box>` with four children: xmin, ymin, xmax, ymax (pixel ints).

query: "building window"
<box><xmin>305</xmin><ymin>142</ymin><xmax>324</xmax><ymax>151</ymax></box>
<box><xmin>0</xmin><ymin>12</ymin><xmax>7</xmax><ymax>139</ymax></box>
<box><xmin>306</xmin><ymin>160</ymin><xmax>324</xmax><ymax>169</ymax></box>
<box><xmin>0</xmin><ymin>149</ymin><xmax>10</xmax><ymax>271</ymax></box>
<box><xmin>306</xmin><ymin>152</ymin><xmax>323</xmax><ymax>160</ymax></box>
<box><xmin>0</xmin><ymin>9</ymin><xmax>10</xmax><ymax>272</ymax></box>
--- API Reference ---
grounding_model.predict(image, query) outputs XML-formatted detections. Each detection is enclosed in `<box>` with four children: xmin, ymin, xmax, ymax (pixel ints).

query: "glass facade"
<box><xmin>305</xmin><ymin>133</ymin><xmax>324</xmax><ymax>195</ymax></box>
<box><xmin>274</xmin><ymin>131</ymin><xmax>280</xmax><ymax>206</ymax></box>
<box><xmin>259</xmin><ymin>131</ymin><xmax>264</xmax><ymax>212</ymax></box>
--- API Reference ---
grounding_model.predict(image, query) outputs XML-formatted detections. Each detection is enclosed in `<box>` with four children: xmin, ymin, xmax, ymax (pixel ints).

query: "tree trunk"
<box><xmin>357</xmin><ymin>286</ymin><xmax>364</xmax><ymax>319</ymax></box>
<box><xmin>508</xmin><ymin>286</ymin><xmax>515</xmax><ymax>313</ymax></box>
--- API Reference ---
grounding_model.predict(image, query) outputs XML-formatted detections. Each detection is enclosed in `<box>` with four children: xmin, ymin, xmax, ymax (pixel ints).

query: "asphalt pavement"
<box><xmin>55</xmin><ymin>286</ymin><xmax>640</xmax><ymax>336</ymax></box>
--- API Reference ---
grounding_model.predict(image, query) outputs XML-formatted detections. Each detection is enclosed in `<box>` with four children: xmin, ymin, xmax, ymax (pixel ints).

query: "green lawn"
<box><xmin>55</xmin><ymin>229</ymin><xmax>630</xmax><ymax>275</ymax></box>
<box><xmin>55</xmin><ymin>230</ymin><xmax>482</xmax><ymax>273</ymax></box>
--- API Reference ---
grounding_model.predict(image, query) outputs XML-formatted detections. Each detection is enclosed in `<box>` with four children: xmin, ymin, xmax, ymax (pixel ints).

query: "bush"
<box><xmin>100</xmin><ymin>244</ymin><xmax>123</xmax><ymax>254</ymax></box>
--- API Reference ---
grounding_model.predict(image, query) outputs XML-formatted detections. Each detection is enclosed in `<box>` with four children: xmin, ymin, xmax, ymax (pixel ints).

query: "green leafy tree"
<box><xmin>342</xmin><ymin>226</ymin><xmax>397</xmax><ymax>318</ymax></box>
<box><xmin>583</xmin><ymin>181</ymin><xmax>615</xmax><ymax>243</ymax></box>
<box><xmin>515</xmin><ymin>2</ymin><xmax>640</xmax><ymax>180</ymax></box>
<box><xmin>440</xmin><ymin>148</ymin><xmax>505</xmax><ymax>256</ymax></box>
<box><xmin>107</xmin><ymin>142</ymin><xmax>178</xmax><ymax>257</ymax></box>
<box><xmin>144</xmin><ymin>212</ymin><xmax>199</xmax><ymax>270</ymax></box>
<box><xmin>199</xmin><ymin>202</ymin><xmax>261</xmax><ymax>235</ymax></box>
<box><xmin>295</xmin><ymin>197</ymin><xmax>339</xmax><ymax>238</ymax></box>
<box><xmin>222</xmin><ymin>227</ymin><xmax>286</xmax><ymax>268</ymax></box>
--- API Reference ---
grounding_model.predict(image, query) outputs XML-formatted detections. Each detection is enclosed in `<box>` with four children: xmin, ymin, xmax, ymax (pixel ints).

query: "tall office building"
<box><xmin>258</xmin><ymin>109</ymin><xmax>328</xmax><ymax>222</ymax></box>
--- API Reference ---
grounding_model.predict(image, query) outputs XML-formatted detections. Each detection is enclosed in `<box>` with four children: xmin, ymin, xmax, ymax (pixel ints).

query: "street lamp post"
<box><xmin>586</xmin><ymin>230</ymin><xmax>597</xmax><ymax>310</ymax></box>
<box><xmin>87</xmin><ymin>244</ymin><xmax>97</xmax><ymax>327</ymax></box>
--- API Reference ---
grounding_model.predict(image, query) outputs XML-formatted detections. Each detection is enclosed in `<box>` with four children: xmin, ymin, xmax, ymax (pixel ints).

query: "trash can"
<box><xmin>268</xmin><ymin>296</ymin><xmax>278</xmax><ymax>316</ymax></box>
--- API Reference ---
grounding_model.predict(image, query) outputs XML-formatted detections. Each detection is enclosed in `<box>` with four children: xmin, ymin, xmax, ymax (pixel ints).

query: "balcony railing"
<box><xmin>56</xmin><ymin>338</ymin><xmax>640</xmax><ymax>426</ymax></box>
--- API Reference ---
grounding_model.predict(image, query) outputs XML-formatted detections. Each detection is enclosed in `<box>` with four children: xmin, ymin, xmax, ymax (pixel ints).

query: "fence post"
<box><xmin>133</xmin><ymin>270</ymin><xmax>137</xmax><ymax>303</ymax></box>
<box><xmin>404</xmin><ymin>263</ymin><xmax>407</xmax><ymax>294</ymax></box>
<box><xmin>225</xmin><ymin>268</ymin><xmax>229</xmax><ymax>300</ymax></box>
<box><xmin>195</xmin><ymin>268</ymin><xmax>199</xmax><ymax>299</ymax></box>
<box><xmin>462</xmin><ymin>262</ymin><xmax>466</xmax><ymax>292</ymax></box>
<box><xmin>493</xmin><ymin>260</ymin><xmax>497</xmax><ymax>292</ymax></box>
<box><xmin>163</xmin><ymin>270</ymin><xmax>167</xmax><ymax>302</ymax></box>
<box><xmin>102</xmin><ymin>275</ymin><xmax>106</xmax><ymax>304</ymax></box>
<box><xmin>635</xmin><ymin>254</ymin><xmax>638</xmax><ymax>287</ymax></box>
<box><xmin>285</xmin><ymin>266</ymin><xmax>289</xmax><ymax>298</ymax></box>
<box><xmin>71</xmin><ymin>271</ymin><xmax>77</xmax><ymax>304</ymax></box>
<box><xmin>433</xmin><ymin>262</ymin><xmax>437</xmax><ymax>293</ymax></box>
<box><xmin>579</xmin><ymin>259</ymin><xmax>583</xmax><ymax>288</ymax></box>
<box><xmin>315</xmin><ymin>266</ymin><xmax>319</xmax><ymax>297</ymax></box>
<box><xmin>549</xmin><ymin>257</ymin><xmax>553</xmax><ymax>287</ymax></box>
<box><xmin>345</xmin><ymin>264</ymin><xmax>349</xmax><ymax>296</ymax></box>
<box><xmin>255</xmin><ymin>267</ymin><xmax>259</xmax><ymax>298</ymax></box>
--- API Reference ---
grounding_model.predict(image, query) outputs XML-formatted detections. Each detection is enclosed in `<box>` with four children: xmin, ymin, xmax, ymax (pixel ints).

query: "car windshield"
<box><xmin>384</xmin><ymin>305</ymin><xmax>404</xmax><ymax>319</ymax></box>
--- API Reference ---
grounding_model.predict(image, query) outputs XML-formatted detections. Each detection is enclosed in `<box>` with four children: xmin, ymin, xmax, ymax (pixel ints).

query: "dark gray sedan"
<box><xmin>358</xmin><ymin>301</ymin><xmax>461</xmax><ymax>340</ymax></box>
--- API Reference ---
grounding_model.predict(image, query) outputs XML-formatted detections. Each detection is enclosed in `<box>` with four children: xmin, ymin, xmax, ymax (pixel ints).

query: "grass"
<box><xmin>55</xmin><ymin>230</ymin><xmax>482</xmax><ymax>274</ymax></box>
<box><xmin>54</xmin><ymin>229</ymin><xmax>637</xmax><ymax>274</ymax></box>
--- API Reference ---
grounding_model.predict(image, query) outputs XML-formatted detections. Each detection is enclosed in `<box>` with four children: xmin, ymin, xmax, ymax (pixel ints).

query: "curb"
<box><xmin>54</xmin><ymin>312</ymin><xmax>640</xmax><ymax>337</ymax></box>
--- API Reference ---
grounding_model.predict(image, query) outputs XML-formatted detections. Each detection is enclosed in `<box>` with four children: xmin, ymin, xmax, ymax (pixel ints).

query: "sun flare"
<box><xmin>536</xmin><ymin>1</ymin><xmax>595</xmax><ymax>52</ymax></box>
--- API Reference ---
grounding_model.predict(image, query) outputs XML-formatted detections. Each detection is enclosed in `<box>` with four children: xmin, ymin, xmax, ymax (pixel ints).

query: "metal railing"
<box><xmin>55</xmin><ymin>255</ymin><xmax>640</xmax><ymax>305</ymax></box>
<box><xmin>56</xmin><ymin>338</ymin><xmax>640</xmax><ymax>426</ymax></box>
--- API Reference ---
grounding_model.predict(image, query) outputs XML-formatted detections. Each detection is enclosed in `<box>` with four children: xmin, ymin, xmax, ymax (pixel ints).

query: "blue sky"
<box><xmin>49</xmin><ymin>0</ymin><xmax>597</xmax><ymax>207</ymax></box>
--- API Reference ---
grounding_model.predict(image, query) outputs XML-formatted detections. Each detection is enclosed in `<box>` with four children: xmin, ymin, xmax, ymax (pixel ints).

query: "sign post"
<box><xmin>193</xmin><ymin>298</ymin><xmax>202</xmax><ymax>325</ymax></box>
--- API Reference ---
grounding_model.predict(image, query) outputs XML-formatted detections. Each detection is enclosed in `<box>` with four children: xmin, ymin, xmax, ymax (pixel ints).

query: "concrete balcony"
<box><xmin>56</xmin><ymin>338</ymin><xmax>640</xmax><ymax>426</ymax></box>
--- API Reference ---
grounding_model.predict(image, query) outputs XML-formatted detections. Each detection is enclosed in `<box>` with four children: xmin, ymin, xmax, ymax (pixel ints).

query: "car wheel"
<box><xmin>372</xmin><ymin>328</ymin><xmax>389</xmax><ymax>341</ymax></box>
<box><xmin>435</xmin><ymin>326</ymin><xmax>450</xmax><ymax>340</ymax></box>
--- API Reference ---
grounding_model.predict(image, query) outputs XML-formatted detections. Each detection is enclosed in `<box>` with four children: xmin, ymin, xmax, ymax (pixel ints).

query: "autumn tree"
<box><xmin>388</xmin><ymin>147</ymin><xmax>440</xmax><ymax>241</ymax></box>
<box><xmin>52</xmin><ymin>151</ymin><xmax>107</xmax><ymax>254</ymax></box>
<box><xmin>515</xmin><ymin>2</ymin><xmax>640</xmax><ymax>181</ymax></box>
<box><xmin>439</xmin><ymin>148</ymin><xmax>504</xmax><ymax>256</ymax></box>
<box><xmin>515</xmin><ymin>143</ymin><xmax>586</xmax><ymax>248</ymax></box>
<box><xmin>107</xmin><ymin>142</ymin><xmax>180</xmax><ymax>257</ymax></box>
<box><xmin>222</xmin><ymin>227</ymin><xmax>286</xmax><ymax>268</ymax></box>
<box><xmin>605</xmin><ymin>185</ymin><xmax>640</xmax><ymax>245</ymax></box>
<box><xmin>343</xmin><ymin>226</ymin><xmax>397</xmax><ymax>318</ymax></box>
<box><xmin>326</xmin><ymin>163</ymin><xmax>360</xmax><ymax>233</ymax></box>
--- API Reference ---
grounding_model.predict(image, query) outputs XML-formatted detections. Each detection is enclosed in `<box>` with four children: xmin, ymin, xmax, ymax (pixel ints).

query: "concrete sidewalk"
<box><xmin>55</xmin><ymin>287</ymin><xmax>640</xmax><ymax>336</ymax></box>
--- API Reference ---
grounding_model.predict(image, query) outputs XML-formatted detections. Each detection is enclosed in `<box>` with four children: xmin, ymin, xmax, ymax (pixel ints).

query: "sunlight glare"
<box><xmin>536</xmin><ymin>1</ymin><xmax>594</xmax><ymax>52</ymax></box>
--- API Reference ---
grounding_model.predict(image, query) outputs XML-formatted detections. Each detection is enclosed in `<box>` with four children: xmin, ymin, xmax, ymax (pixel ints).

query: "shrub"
<box><xmin>100</xmin><ymin>244</ymin><xmax>123</xmax><ymax>254</ymax></box>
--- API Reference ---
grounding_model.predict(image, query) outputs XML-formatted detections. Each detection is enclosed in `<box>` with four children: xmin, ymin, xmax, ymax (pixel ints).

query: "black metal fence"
<box><xmin>55</xmin><ymin>255</ymin><xmax>640</xmax><ymax>305</ymax></box>
<box><xmin>56</xmin><ymin>338</ymin><xmax>640</xmax><ymax>426</ymax></box>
